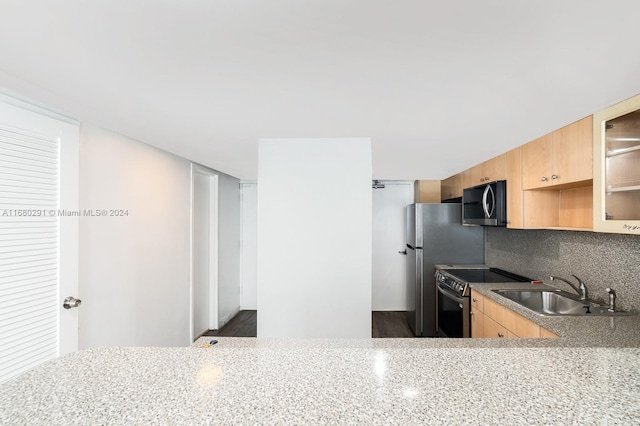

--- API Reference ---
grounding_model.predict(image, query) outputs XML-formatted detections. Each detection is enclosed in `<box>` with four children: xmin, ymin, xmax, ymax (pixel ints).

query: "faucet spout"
<box><xmin>549</xmin><ymin>275</ymin><xmax>588</xmax><ymax>300</ymax></box>
<box><xmin>571</xmin><ymin>274</ymin><xmax>588</xmax><ymax>300</ymax></box>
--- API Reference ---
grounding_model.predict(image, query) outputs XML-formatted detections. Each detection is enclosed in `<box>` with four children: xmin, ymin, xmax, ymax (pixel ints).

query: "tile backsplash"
<box><xmin>486</xmin><ymin>228</ymin><xmax>640</xmax><ymax>311</ymax></box>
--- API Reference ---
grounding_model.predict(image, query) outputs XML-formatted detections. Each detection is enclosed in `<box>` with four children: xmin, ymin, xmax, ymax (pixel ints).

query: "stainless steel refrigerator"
<box><xmin>406</xmin><ymin>203</ymin><xmax>484</xmax><ymax>336</ymax></box>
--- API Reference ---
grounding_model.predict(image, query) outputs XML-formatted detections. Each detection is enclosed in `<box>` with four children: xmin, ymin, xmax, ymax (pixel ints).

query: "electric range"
<box><xmin>435</xmin><ymin>267</ymin><xmax>533</xmax><ymax>338</ymax></box>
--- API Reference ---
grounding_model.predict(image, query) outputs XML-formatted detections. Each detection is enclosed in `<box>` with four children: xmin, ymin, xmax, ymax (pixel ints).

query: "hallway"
<box><xmin>202</xmin><ymin>311</ymin><xmax>415</xmax><ymax>338</ymax></box>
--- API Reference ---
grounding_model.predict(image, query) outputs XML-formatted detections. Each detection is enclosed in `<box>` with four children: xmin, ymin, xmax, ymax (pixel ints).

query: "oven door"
<box><xmin>437</xmin><ymin>284</ymin><xmax>470</xmax><ymax>338</ymax></box>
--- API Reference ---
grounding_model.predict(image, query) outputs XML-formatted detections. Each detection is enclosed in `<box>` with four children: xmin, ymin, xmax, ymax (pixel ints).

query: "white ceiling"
<box><xmin>1</xmin><ymin>1</ymin><xmax>639</xmax><ymax>180</ymax></box>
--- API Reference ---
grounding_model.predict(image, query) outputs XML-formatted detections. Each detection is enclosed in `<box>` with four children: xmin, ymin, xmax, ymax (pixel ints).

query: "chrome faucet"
<box><xmin>549</xmin><ymin>275</ymin><xmax>588</xmax><ymax>300</ymax></box>
<box><xmin>606</xmin><ymin>288</ymin><xmax>617</xmax><ymax>312</ymax></box>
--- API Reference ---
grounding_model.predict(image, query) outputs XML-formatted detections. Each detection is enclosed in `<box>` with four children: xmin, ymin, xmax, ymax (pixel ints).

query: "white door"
<box><xmin>0</xmin><ymin>97</ymin><xmax>79</xmax><ymax>384</ymax></box>
<box><xmin>240</xmin><ymin>183</ymin><xmax>257</xmax><ymax>310</ymax></box>
<box><xmin>191</xmin><ymin>165</ymin><xmax>219</xmax><ymax>340</ymax></box>
<box><xmin>372</xmin><ymin>181</ymin><xmax>414</xmax><ymax>311</ymax></box>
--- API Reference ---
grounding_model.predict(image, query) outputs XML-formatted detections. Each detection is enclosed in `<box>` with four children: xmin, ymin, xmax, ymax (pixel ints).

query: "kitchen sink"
<box><xmin>492</xmin><ymin>289</ymin><xmax>635</xmax><ymax>316</ymax></box>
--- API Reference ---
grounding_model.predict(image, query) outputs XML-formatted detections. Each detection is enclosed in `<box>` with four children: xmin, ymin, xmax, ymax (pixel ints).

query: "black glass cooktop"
<box><xmin>441</xmin><ymin>268</ymin><xmax>532</xmax><ymax>283</ymax></box>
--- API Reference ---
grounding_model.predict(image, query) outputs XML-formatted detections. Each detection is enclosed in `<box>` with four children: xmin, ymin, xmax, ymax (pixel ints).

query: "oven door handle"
<box><xmin>437</xmin><ymin>283</ymin><xmax>465</xmax><ymax>304</ymax></box>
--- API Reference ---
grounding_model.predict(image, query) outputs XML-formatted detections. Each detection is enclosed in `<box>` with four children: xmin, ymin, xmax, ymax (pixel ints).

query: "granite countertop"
<box><xmin>469</xmin><ymin>282</ymin><xmax>640</xmax><ymax>348</ymax></box>
<box><xmin>1</xmin><ymin>339</ymin><xmax>639</xmax><ymax>425</ymax></box>
<box><xmin>2</xmin><ymin>265</ymin><xmax>639</xmax><ymax>424</ymax></box>
<box><xmin>436</xmin><ymin>263</ymin><xmax>640</xmax><ymax>347</ymax></box>
<box><xmin>435</xmin><ymin>263</ymin><xmax>489</xmax><ymax>270</ymax></box>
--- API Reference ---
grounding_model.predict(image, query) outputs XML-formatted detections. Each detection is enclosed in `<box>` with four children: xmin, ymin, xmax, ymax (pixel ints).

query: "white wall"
<box><xmin>372</xmin><ymin>181</ymin><xmax>414</xmax><ymax>310</ymax></box>
<box><xmin>79</xmin><ymin>126</ymin><xmax>243</xmax><ymax>346</ymax></box>
<box><xmin>78</xmin><ymin>125</ymin><xmax>192</xmax><ymax>348</ymax></box>
<box><xmin>217</xmin><ymin>173</ymin><xmax>241</xmax><ymax>326</ymax></box>
<box><xmin>244</xmin><ymin>180</ymin><xmax>411</xmax><ymax>313</ymax></box>
<box><xmin>257</xmin><ymin>138</ymin><xmax>372</xmax><ymax>338</ymax></box>
<box><xmin>240</xmin><ymin>182</ymin><xmax>257</xmax><ymax>310</ymax></box>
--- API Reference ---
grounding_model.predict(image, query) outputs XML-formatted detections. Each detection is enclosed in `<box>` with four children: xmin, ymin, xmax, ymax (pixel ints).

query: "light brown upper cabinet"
<box><xmin>463</xmin><ymin>154</ymin><xmax>507</xmax><ymax>188</ymax></box>
<box><xmin>440</xmin><ymin>173</ymin><xmax>463</xmax><ymax>201</ymax></box>
<box><xmin>522</xmin><ymin>116</ymin><xmax>593</xmax><ymax>190</ymax></box>
<box><xmin>414</xmin><ymin>180</ymin><xmax>441</xmax><ymax>203</ymax></box>
<box><xmin>593</xmin><ymin>93</ymin><xmax>640</xmax><ymax>235</ymax></box>
<box><xmin>505</xmin><ymin>147</ymin><xmax>523</xmax><ymax>229</ymax></box>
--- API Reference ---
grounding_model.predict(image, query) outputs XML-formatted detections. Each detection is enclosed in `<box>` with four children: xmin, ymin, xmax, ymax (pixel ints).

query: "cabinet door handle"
<box><xmin>551</xmin><ymin>174</ymin><xmax>558</xmax><ymax>180</ymax></box>
<box><xmin>498</xmin><ymin>332</ymin><xmax>505</xmax><ymax>338</ymax></box>
<box><xmin>541</xmin><ymin>176</ymin><xmax>548</xmax><ymax>182</ymax></box>
<box><xmin>472</xmin><ymin>298</ymin><xmax>478</xmax><ymax>302</ymax></box>
<box><xmin>470</xmin><ymin>311</ymin><xmax>474</xmax><ymax>316</ymax></box>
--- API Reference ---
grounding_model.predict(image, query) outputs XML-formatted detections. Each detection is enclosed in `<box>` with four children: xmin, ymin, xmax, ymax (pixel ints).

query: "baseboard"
<box><xmin>217</xmin><ymin>306</ymin><xmax>241</xmax><ymax>330</ymax></box>
<box><xmin>193</xmin><ymin>329</ymin><xmax>208</xmax><ymax>342</ymax></box>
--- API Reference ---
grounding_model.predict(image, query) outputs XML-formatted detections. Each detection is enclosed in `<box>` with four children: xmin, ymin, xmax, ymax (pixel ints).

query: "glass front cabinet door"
<box><xmin>593</xmin><ymin>93</ymin><xmax>640</xmax><ymax>234</ymax></box>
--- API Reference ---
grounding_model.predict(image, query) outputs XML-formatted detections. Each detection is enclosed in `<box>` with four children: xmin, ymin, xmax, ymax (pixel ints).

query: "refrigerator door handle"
<box><xmin>398</xmin><ymin>250</ymin><xmax>407</xmax><ymax>255</ymax></box>
<box><xmin>416</xmin><ymin>247</ymin><xmax>424</xmax><ymax>335</ymax></box>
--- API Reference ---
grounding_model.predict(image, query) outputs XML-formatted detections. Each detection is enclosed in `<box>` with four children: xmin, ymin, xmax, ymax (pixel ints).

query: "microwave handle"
<box><xmin>482</xmin><ymin>184</ymin><xmax>495</xmax><ymax>218</ymax></box>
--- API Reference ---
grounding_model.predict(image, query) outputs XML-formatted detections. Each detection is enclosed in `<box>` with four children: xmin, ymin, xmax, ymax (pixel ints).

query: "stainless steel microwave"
<box><xmin>462</xmin><ymin>180</ymin><xmax>507</xmax><ymax>226</ymax></box>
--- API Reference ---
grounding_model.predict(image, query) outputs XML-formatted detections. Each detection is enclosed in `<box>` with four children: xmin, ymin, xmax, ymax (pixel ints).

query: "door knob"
<box><xmin>63</xmin><ymin>296</ymin><xmax>82</xmax><ymax>309</ymax></box>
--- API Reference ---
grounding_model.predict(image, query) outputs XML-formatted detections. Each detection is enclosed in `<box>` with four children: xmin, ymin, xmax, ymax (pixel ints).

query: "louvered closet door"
<box><xmin>0</xmin><ymin>99</ymin><xmax>79</xmax><ymax>384</ymax></box>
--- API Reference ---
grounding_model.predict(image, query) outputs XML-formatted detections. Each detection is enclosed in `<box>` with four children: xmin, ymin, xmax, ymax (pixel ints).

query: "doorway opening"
<box><xmin>372</xmin><ymin>180</ymin><xmax>415</xmax><ymax>337</ymax></box>
<box><xmin>190</xmin><ymin>165</ymin><xmax>219</xmax><ymax>341</ymax></box>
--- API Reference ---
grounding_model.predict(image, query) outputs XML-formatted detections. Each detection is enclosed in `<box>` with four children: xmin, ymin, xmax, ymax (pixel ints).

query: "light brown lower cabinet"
<box><xmin>470</xmin><ymin>290</ymin><xmax>558</xmax><ymax>339</ymax></box>
<box><xmin>470</xmin><ymin>291</ymin><xmax>485</xmax><ymax>338</ymax></box>
<box><xmin>470</xmin><ymin>306</ymin><xmax>485</xmax><ymax>338</ymax></box>
<box><xmin>483</xmin><ymin>315</ymin><xmax>508</xmax><ymax>338</ymax></box>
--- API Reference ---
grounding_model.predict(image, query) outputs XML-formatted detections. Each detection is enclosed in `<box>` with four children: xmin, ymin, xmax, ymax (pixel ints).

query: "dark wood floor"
<box><xmin>202</xmin><ymin>310</ymin><xmax>415</xmax><ymax>338</ymax></box>
<box><xmin>371</xmin><ymin>311</ymin><xmax>415</xmax><ymax>338</ymax></box>
<box><xmin>204</xmin><ymin>310</ymin><xmax>257</xmax><ymax>337</ymax></box>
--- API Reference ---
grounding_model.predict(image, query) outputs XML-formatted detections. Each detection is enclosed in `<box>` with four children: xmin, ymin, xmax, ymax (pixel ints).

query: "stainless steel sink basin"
<box><xmin>492</xmin><ymin>289</ymin><xmax>635</xmax><ymax>316</ymax></box>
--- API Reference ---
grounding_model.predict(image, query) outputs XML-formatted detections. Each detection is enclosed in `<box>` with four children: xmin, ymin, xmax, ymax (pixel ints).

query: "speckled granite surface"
<box><xmin>1</xmin><ymin>341</ymin><xmax>639</xmax><ymax>425</ymax></box>
<box><xmin>2</xmin><ymin>265</ymin><xmax>640</xmax><ymax>425</ymax></box>
<box><xmin>470</xmin><ymin>282</ymin><xmax>640</xmax><ymax>348</ymax></box>
<box><xmin>485</xmin><ymin>227</ymin><xmax>640</xmax><ymax>311</ymax></box>
<box><xmin>436</xmin><ymin>263</ymin><xmax>640</xmax><ymax>348</ymax></box>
